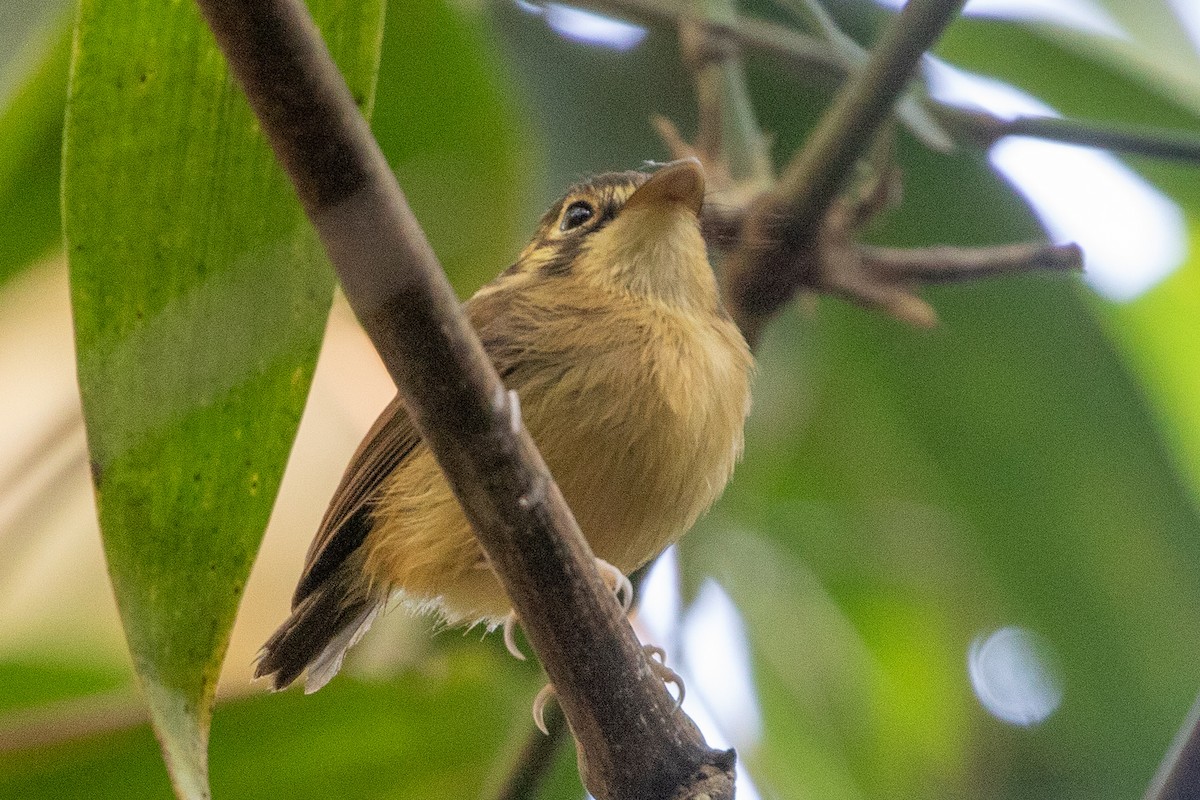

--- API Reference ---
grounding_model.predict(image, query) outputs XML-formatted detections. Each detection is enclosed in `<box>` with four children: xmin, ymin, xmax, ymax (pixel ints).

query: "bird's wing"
<box><xmin>292</xmin><ymin>393</ymin><xmax>418</xmax><ymax>606</ymax></box>
<box><xmin>291</xmin><ymin>284</ymin><xmax>526</xmax><ymax>608</ymax></box>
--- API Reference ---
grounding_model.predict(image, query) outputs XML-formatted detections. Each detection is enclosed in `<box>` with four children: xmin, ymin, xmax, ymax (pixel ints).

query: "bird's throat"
<box><xmin>581</xmin><ymin>205</ymin><xmax>717</xmax><ymax>311</ymax></box>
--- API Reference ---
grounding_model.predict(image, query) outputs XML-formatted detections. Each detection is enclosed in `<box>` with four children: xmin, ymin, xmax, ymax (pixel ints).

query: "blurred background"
<box><xmin>3</xmin><ymin>0</ymin><xmax>1200</xmax><ymax>798</ymax></box>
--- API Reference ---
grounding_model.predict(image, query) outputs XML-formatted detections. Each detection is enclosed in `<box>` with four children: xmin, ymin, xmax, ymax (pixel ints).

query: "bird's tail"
<box><xmin>254</xmin><ymin>567</ymin><xmax>380</xmax><ymax>693</ymax></box>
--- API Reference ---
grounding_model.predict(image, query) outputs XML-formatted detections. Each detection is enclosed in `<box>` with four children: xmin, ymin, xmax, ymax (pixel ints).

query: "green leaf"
<box><xmin>63</xmin><ymin>2</ymin><xmax>384</xmax><ymax>797</ymax></box>
<box><xmin>0</xmin><ymin>16</ymin><xmax>70</xmax><ymax>287</ymax></box>
<box><xmin>938</xmin><ymin>17</ymin><xmax>1200</xmax><ymax>131</ymax></box>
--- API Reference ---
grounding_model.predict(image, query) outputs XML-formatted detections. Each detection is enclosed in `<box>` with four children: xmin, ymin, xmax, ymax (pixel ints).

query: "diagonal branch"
<box><xmin>1144</xmin><ymin>692</ymin><xmax>1200</xmax><ymax>800</ymax></box>
<box><xmin>191</xmin><ymin>2</ymin><xmax>732</xmax><ymax>798</ymax></box>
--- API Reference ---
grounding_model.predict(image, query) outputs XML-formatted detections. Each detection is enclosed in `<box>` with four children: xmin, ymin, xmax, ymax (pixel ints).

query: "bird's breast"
<box><xmin>515</xmin><ymin>304</ymin><xmax>752</xmax><ymax>573</ymax></box>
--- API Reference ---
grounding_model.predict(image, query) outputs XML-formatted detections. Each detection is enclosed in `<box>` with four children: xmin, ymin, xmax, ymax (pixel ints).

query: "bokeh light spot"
<box><xmin>682</xmin><ymin>580</ymin><xmax>763</xmax><ymax>747</ymax></box>
<box><xmin>968</xmin><ymin>626</ymin><xmax>1063</xmax><ymax>727</ymax></box>
<box><xmin>515</xmin><ymin>2</ymin><xmax>647</xmax><ymax>51</ymax></box>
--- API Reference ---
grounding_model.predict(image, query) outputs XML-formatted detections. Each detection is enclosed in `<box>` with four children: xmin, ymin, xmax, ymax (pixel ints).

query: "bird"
<box><xmin>254</xmin><ymin>158</ymin><xmax>754</xmax><ymax>694</ymax></box>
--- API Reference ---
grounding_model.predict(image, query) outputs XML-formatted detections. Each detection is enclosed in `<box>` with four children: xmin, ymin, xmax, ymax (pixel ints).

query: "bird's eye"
<box><xmin>560</xmin><ymin>200</ymin><xmax>594</xmax><ymax>231</ymax></box>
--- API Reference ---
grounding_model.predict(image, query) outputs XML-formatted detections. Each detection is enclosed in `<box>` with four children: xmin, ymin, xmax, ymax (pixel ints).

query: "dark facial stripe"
<box><xmin>594</xmin><ymin>199</ymin><xmax>619</xmax><ymax>228</ymax></box>
<box><xmin>539</xmin><ymin>234</ymin><xmax>586</xmax><ymax>277</ymax></box>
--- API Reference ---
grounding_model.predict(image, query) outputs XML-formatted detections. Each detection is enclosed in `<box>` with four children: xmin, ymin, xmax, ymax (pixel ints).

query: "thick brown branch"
<box><xmin>722</xmin><ymin>0</ymin><xmax>967</xmax><ymax>345</ymax></box>
<box><xmin>490</xmin><ymin>563</ymin><xmax>664</xmax><ymax>800</ymax></box>
<box><xmin>192</xmin><ymin>2</ymin><xmax>732</xmax><ymax>798</ymax></box>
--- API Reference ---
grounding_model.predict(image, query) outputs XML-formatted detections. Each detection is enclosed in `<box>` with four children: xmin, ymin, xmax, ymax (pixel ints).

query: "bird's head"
<box><xmin>513</xmin><ymin>159</ymin><xmax>716</xmax><ymax>311</ymax></box>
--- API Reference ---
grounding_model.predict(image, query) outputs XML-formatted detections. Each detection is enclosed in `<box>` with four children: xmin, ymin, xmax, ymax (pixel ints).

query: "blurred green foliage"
<box><xmin>0</xmin><ymin>17</ymin><xmax>69</xmax><ymax>285</ymax></box>
<box><xmin>2</xmin><ymin>1</ymin><xmax>1200</xmax><ymax>799</ymax></box>
<box><xmin>0</xmin><ymin>645</ymin><xmax>579</xmax><ymax>800</ymax></box>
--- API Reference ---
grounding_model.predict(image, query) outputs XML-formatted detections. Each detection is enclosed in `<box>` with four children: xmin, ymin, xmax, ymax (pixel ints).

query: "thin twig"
<box><xmin>679</xmin><ymin>18</ymin><xmax>724</xmax><ymax>161</ymax></box>
<box><xmin>0</xmin><ymin>682</ymin><xmax>260</xmax><ymax>754</ymax></box>
<box><xmin>858</xmin><ymin>241</ymin><xmax>1084</xmax><ymax>282</ymax></box>
<box><xmin>572</xmin><ymin>0</ymin><xmax>846</xmax><ymax>82</ymax></box>
<box><xmin>0</xmin><ymin>691</ymin><xmax>146</xmax><ymax>753</ymax></box>
<box><xmin>191</xmin><ymin>2</ymin><xmax>732</xmax><ymax>799</ymax></box>
<box><xmin>0</xmin><ymin>430</ymin><xmax>88</xmax><ymax>589</ymax></box>
<box><xmin>939</xmin><ymin>106</ymin><xmax>1200</xmax><ymax>163</ymax></box>
<box><xmin>799</xmin><ymin>240</ymin><xmax>1081</xmax><ymax>326</ymax></box>
<box><xmin>0</xmin><ymin>407</ymin><xmax>82</xmax><ymax>502</ymax></box>
<box><xmin>721</xmin><ymin>0</ymin><xmax>967</xmax><ymax>344</ymax></box>
<box><xmin>664</xmin><ymin>4</ymin><xmax>774</xmax><ymax>200</ymax></box>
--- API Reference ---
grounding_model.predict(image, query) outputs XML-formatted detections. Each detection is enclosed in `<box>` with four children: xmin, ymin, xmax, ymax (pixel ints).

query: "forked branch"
<box><xmin>651</xmin><ymin>0</ymin><xmax>1083</xmax><ymax>341</ymax></box>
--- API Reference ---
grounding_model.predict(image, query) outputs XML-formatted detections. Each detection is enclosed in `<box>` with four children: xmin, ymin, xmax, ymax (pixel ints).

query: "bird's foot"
<box><xmin>644</xmin><ymin>644</ymin><xmax>685</xmax><ymax>707</ymax></box>
<box><xmin>503</xmin><ymin>559</ymin><xmax>629</xmax><ymax>662</ymax></box>
<box><xmin>594</xmin><ymin>557</ymin><xmax>634</xmax><ymax>612</ymax></box>
<box><xmin>517</xmin><ymin>560</ymin><xmax>643</xmax><ymax>735</ymax></box>
<box><xmin>528</xmin><ymin>645</ymin><xmax>684</xmax><ymax>735</ymax></box>
<box><xmin>502</xmin><ymin>611</ymin><xmax>526</xmax><ymax>661</ymax></box>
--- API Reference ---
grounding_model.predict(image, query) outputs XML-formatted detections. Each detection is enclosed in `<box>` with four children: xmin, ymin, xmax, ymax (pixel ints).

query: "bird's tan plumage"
<box><xmin>256</xmin><ymin>160</ymin><xmax>753</xmax><ymax>691</ymax></box>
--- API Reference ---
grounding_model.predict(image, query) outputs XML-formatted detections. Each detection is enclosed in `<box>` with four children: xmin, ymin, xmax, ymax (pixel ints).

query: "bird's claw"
<box><xmin>532</xmin><ymin>683</ymin><xmax>556</xmax><ymax>735</ymax></box>
<box><xmin>644</xmin><ymin>644</ymin><xmax>686</xmax><ymax>707</ymax></box>
<box><xmin>520</xmin><ymin>561</ymin><xmax>667</xmax><ymax>735</ymax></box>
<box><xmin>502</xmin><ymin>611</ymin><xmax>526</xmax><ymax>661</ymax></box>
<box><xmin>594</xmin><ymin>557</ymin><xmax>634</xmax><ymax>612</ymax></box>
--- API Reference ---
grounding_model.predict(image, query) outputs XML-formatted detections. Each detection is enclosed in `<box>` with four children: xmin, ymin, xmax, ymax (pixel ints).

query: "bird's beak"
<box><xmin>624</xmin><ymin>158</ymin><xmax>706</xmax><ymax>217</ymax></box>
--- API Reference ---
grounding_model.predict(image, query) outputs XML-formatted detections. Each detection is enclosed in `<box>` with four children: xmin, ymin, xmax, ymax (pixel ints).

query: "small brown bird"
<box><xmin>256</xmin><ymin>159</ymin><xmax>753</xmax><ymax>692</ymax></box>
